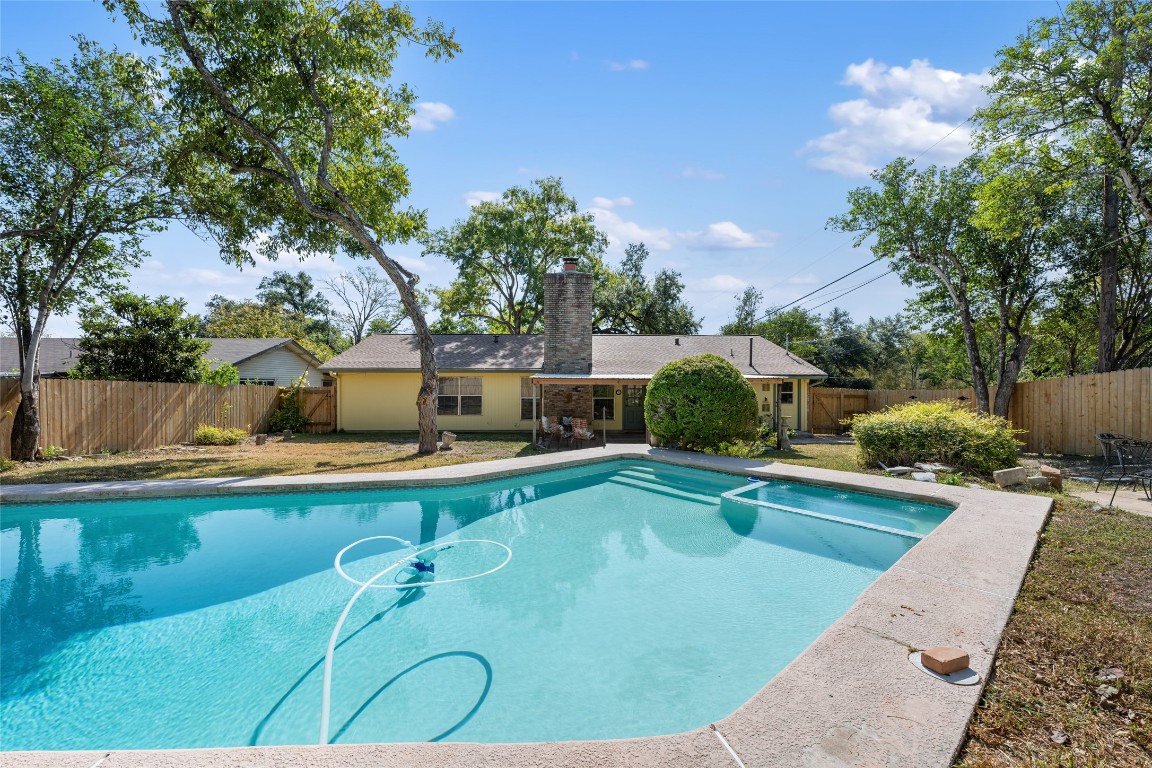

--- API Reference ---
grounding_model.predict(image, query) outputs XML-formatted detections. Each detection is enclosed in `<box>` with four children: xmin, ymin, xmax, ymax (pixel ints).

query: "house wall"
<box><xmin>337</xmin><ymin>371</ymin><xmax>537</xmax><ymax>431</ymax></box>
<box><xmin>336</xmin><ymin>372</ymin><xmax>811</xmax><ymax>432</ymax></box>
<box><xmin>236</xmin><ymin>347</ymin><xmax>323</xmax><ymax>387</ymax></box>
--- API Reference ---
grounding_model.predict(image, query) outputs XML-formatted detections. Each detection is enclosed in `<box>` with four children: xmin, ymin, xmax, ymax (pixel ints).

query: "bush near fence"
<box><xmin>808</xmin><ymin>368</ymin><xmax>1151</xmax><ymax>456</ymax></box>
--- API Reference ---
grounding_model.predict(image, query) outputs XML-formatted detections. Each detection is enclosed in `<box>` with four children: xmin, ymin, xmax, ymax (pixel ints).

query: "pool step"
<box><xmin>618</xmin><ymin>464</ymin><xmax>737</xmax><ymax>488</ymax></box>
<box><xmin>615</xmin><ymin>470</ymin><xmax>735</xmax><ymax>499</ymax></box>
<box><xmin>605</xmin><ymin>475</ymin><xmax>720</xmax><ymax>506</ymax></box>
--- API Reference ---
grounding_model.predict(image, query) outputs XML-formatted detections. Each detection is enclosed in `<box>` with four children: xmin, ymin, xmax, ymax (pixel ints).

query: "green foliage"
<box><xmin>704</xmin><ymin>438</ymin><xmax>770</xmax><ymax>459</ymax></box>
<box><xmin>193</xmin><ymin>424</ymin><xmax>248</xmax><ymax>445</ymax></box>
<box><xmin>268</xmin><ymin>374</ymin><xmax>310</xmax><ymax>433</ymax></box>
<box><xmin>644</xmin><ymin>354</ymin><xmax>758</xmax><ymax>451</ymax></box>
<box><xmin>41</xmin><ymin>444</ymin><xmax>66</xmax><ymax>459</ymax></box>
<box><xmin>423</xmin><ymin>177</ymin><xmax>609</xmax><ymax>333</ymax></box>
<box><xmin>0</xmin><ymin>456</ymin><xmax>17</xmax><ymax>472</ymax></box>
<box><xmin>199</xmin><ymin>359</ymin><xmax>240</xmax><ymax>386</ymax></box>
<box><xmin>594</xmin><ymin>242</ymin><xmax>700</xmax><ymax>334</ymax></box>
<box><xmin>73</xmin><ymin>293</ymin><xmax>209</xmax><ymax>382</ymax></box>
<box><xmin>851</xmin><ymin>400</ymin><xmax>1022</xmax><ymax>475</ymax></box>
<box><xmin>200</xmin><ymin>295</ymin><xmax>339</xmax><ymax>361</ymax></box>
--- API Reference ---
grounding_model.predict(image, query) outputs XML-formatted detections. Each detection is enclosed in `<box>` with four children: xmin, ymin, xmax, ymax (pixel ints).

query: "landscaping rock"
<box><xmin>1039</xmin><ymin>464</ymin><xmax>1063</xmax><ymax>491</ymax></box>
<box><xmin>255</xmin><ymin>434</ymin><xmax>267</xmax><ymax>446</ymax></box>
<box><xmin>1050</xmin><ymin>729</ymin><xmax>1069</xmax><ymax>745</ymax></box>
<box><xmin>1095</xmin><ymin>667</ymin><xmax>1124</xmax><ymax>681</ymax></box>
<box><xmin>281</xmin><ymin>430</ymin><xmax>292</xmax><ymax>440</ymax></box>
<box><xmin>1096</xmin><ymin>684</ymin><xmax>1120</xmax><ymax>700</ymax></box>
<box><xmin>993</xmin><ymin>466</ymin><xmax>1028</xmax><ymax>487</ymax></box>
<box><xmin>911</xmin><ymin>472</ymin><xmax>937</xmax><ymax>482</ymax></box>
<box><xmin>1027</xmin><ymin>476</ymin><xmax>1051</xmax><ymax>490</ymax></box>
<box><xmin>915</xmin><ymin>462</ymin><xmax>953</xmax><ymax>472</ymax></box>
<box><xmin>1071</xmin><ymin>476</ymin><xmax>1098</xmax><ymax>484</ymax></box>
<box><xmin>881</xmin><ymin>465</ymin><xmax>915</xmax><ymax>476</ymax></box>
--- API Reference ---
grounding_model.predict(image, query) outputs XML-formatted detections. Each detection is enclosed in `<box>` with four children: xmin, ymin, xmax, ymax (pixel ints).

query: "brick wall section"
<box><xmin>541</xmin><ymin>384</ymin><xmax>593</xmax><ymax>421</ymax></box>
<box><xmin>542</xmin><ymin>271</ymin><xmax>593</xmax><ymax>374</ymax></box>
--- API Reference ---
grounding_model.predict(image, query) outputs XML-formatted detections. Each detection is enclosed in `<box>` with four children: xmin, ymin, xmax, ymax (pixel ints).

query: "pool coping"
<box><xmin>1</xmin><ymin>445</ymin><xmax>1052</xmax><ymax>768</ymax></box>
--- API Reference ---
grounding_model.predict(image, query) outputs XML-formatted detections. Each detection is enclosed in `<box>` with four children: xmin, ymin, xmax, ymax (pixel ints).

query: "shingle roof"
<box><xmin>0</xmin><ymin>337</ymin><xmax>81</xmax><ymax>376</ymax></box>
<box><xmin>325</xmin><ymin>334</ymin><xmax>545</xmax><ymax>371</ymax></box>
<box><xmin>0</xmin><ymin>337</ymin><xmax>321</xmax><ymax>375</ymax></box>
<box><xmin>324</xmin><ymin>334</ymin><xmax>826</xmax><ymax>378</ymax></box>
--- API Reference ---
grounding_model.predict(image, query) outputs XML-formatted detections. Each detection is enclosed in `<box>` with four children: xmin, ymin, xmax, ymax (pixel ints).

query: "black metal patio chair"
<box><xmin>1094</xmin><ymin>435</ymin><xmax>1152</xmax><ymax>506</ymax></box>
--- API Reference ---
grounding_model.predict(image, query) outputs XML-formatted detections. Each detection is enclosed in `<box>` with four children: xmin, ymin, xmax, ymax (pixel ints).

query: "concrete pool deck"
<box><xmin>1</xmin><ymin>445</ymin><xmax>1052</xmax><ymax>768</ymax></box>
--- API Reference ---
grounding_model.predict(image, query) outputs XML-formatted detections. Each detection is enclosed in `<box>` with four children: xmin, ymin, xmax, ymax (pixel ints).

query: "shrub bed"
<box><xmin>644</xmin><ymin>354</ymin><xmax>758</xmax><ymax>451</ymax></box>
<box><xmin>850</xmin><ymin>400</ymin><xmax>1021</xmax><ymax>475</ymax></box>
<box><xmin>194</xmin><ymin>424</ymin><xmax>248</xmax><ymax>446</ymax></box>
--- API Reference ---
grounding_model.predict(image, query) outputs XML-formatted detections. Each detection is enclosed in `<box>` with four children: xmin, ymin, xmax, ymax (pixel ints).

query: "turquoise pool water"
<box><xmin>0</xmin><ymin>461</ymin><xmax>950</xmax><ymax>751</ymax></box>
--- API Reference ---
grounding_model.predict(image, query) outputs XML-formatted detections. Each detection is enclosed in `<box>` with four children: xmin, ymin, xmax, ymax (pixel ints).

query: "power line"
<box><xmin>803</xmin><ymin>270</ymin><xmax>894</xmax><ymax>313</ymax></box>
<box><xmin>753</xmin><ymin>257</ymin><xmax>886</xmax><ymax>323</ymax></box>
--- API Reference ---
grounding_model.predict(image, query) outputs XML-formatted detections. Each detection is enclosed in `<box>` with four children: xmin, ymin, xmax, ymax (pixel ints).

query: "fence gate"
<box><xmin>297</xmin><ymin>387</ymin><xmax>336</xmax><ymax>433</ymax></box>
<box><xmin>808</xmin><ymin>388</ymin><xmax>870</xmax><ymax>434</ymax></box>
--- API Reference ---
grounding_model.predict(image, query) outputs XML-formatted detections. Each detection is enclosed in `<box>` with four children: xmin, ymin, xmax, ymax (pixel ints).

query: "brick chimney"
<box><xmin>543</xmin><ymin>257</ymin><xmax>593</xmax><ymax>374</ymax></box>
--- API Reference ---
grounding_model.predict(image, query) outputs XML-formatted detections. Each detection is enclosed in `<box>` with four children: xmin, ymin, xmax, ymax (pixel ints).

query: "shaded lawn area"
<box><xmin>956</xmin><ymin>497</ymin><xmax>1152</xmax><ymax>767</ymax></box>
<box><xmin>0</xmin><ymin>432</ymin><xmax>546</xmax><ymax>485</ymax></box>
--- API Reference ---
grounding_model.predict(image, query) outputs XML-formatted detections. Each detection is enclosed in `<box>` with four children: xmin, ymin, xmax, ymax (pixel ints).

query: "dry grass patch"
<box><xmin>766</xmin><ymin>442</ymin><xmax>862</xmax><ymax>473</ymax></box>
<box><xmin>956</xmin><ymin>498</ymin><xmax>1152</xmax><ymax>767</ymax></box>
<box><xmin>0</xmin><ymin>432</ymin><xmax>546</xmax><ymax>485</ymax></box>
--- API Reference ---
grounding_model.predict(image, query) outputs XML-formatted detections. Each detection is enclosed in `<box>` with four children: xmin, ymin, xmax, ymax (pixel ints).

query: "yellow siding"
<box><xmin>337</xmin><ymin>371</ymin><xmax>537</xmax><ymax>431</ymax></box>
<box><xmin>336</xmin><ymin>372</ymin><xmax>812</xmax><ymax>432</ymax></box>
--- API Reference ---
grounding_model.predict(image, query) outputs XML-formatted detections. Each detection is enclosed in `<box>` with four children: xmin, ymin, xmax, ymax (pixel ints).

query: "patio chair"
<box><xmin>539</xmin><ymin>416</ymin><xmax>564</xmax><ymax>449</ymax></box>
<box><xmin>571</xmin><ymin>418</ymin><xmax>597</xmax><ymax>449</ymax></box>
<box><xmin>1094</xmin><ymin>436</ymin><xmax>1152</xmax><ymax>506</ymax></box>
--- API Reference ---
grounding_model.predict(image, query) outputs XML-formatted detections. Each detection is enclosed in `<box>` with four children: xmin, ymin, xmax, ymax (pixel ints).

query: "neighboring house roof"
<box><xmin>0</xmin><ymin>337</ymin><xmax>82</xmax><ymax>376</ymax></box>
<box><xmin>203</xmin><ymin>338</ymin><xmax>323</xmax><ymax>368</ymax></box>
<box><xmin>324</xmin><ymin>334</ymin><xmax>826</xmax><ymax>378</ymax></box>
<box><xmin>0</xmin><ymin>337</ymin><xmax>323</xmax><ymax>376</ymax></box>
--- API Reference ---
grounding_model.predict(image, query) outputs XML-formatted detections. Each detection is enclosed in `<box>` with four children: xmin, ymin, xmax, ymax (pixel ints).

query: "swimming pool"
<box><xmin>1</xmin><ymin>460</ymin><xmax>951</xmax><ymax>751</ymax></box>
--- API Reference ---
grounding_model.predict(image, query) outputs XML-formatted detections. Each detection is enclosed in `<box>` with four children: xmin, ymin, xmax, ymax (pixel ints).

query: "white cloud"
<box><xmin>679</xmin><ymin>167</ymin><xmax>725</xmax><ymax>181</ymax></box>
<box><xmin>463</xmin><ymin>190</ymin><xmax>501</xmax><ymax>207</ymax></box>
<box><xmin>588</xmin><ymin>207</ymin><xmax>674</xmax><ymax>251</ymax></box>
<box><xmin>696</xmin><ymin>274</ymin><xmax>749</xmax><ymax>293</ymax></box>
<box><xmin>590</xmin><ymin>196</ymin><xmax>634</xmax><ymax>209</ymax></box>
<box><xmin>409</xmin><ymin>101</ymin><xmax>456</xmax><ymax>131</ymax></box>
<box><xmin>608</xmin><ymin>59</ymin><xmax>649</xmax><ymax>72</ymax></box>
<box><xmin>802</xmin><ymin>58</ymin><xmax>991</xmax><ymax>177</ymax></box>
<box><xmin>679</xmin><ymin>221</ymin><xmax>776</xmax><ymax>250</ymax></box>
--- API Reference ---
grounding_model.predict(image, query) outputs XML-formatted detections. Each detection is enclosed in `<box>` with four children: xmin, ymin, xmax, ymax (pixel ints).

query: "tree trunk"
<box><xmin>11</xmin><ymin>368</ymin><xmax>41</xmax><ymax>461</ymax></box>
<box><xmin>370</xmin><ymin>252</ymin><xmax>439</xmax><ymax>454</ymax></box>
<box><xmin>952</xmin><ymin>298</ymin><xmax>991</xmax><ymax>414</ymax></box>
<box><xmin>1098</xmin><ymin>172</ymin><xmax>1120</xmax><ymax>373</ymax></box>
<box><xmin>992</xmin><ymin>336</ymin><xmax>1031</xmax><ymax>419</ymax></box>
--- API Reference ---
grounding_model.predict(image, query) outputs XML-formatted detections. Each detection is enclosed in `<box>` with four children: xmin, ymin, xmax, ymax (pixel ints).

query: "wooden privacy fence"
<box><xmin>0</xmin><ymin>379</ymin><xmax>280</xmax><ymax>457</ymax></box>
<box><xmin>809</xmin><ymin>367</ymin><xmax>1152</xmax><ymax>456</ymax></box>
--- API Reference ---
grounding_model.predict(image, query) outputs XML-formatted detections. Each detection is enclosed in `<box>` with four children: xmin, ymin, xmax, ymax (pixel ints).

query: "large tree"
<box><xmin>200</xmin><ymin>294</ymin><xmax>337</xmax><ymax>361</ymax></box>
<box><xmin>325</xmin><ymin>264</ymin><xmax>408</xmax><ymax>343</ymax></box>
<box><xmin>829</xmin><ymin>156</ymin><xmax>1056</xmax><ymax>417</ymax></box>
<box><xmin>594</xmin><ymin>243</ymin><xmax>701</xmax><ymax>334</ymax></box>
<box><xmin>115</xmin><ymin>0</ymin><xmax>458</xmax><ymax>454</ymax></box>
<box><xmin>423</xmin><ymin>177</ymin><xmax>608</xmax><ymax>334</ymax></box>
<box><xmin>977</xmin><ymin>0</ymin><xmax>1152</xmax><ymax>371</ymax></box>
<box><xmin>0</xmin><ymin>42</ymin><xmax>177</xmax><ymax>459</ymax></box>
<box><xmin>72</xmin><ymin>293</ymin><xmax>209</xmax><ymax>382</ymax></box>
<box><xmin>256</xmin><ymin>269</ymin><xmax>342</xmax><ymax>350</ymax></box>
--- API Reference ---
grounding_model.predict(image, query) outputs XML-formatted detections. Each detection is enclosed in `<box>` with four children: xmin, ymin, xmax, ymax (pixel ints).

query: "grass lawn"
<box><xmin>2</xmin><ymin>435</ymin><xmax>1147</xmax><ymax>765</ymax></box>
<box><xmin>0</xmin><ymin>432</ymin><xmax>546</xmax><ymax>485</ymax></box>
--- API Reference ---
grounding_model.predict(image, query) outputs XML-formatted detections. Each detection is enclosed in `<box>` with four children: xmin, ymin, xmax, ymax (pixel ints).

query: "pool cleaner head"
<box><xmin>401</xmin><ymin>547</ymin><xmax>440</xmax><ymax>579</ymax></box>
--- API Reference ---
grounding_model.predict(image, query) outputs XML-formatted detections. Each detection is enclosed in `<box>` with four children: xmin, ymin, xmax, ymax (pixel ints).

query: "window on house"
<box><xmin>593</xmin><ymin>385</ymin><xmax>615</xmax><ymax>420</ymax></box>
<box><xmin>520</xmin><ymin>377</ymin><xmax>536</xmax><ymax>420</ymax></box>
<box><xmin>240</xmin><ymin>378</ymin><xmax>275</xmax><ymax>386</ymax></box>
<box><xmin>438</xmin><ymin>376</ymin><xmax>483</xmax><ymax>415</ymax></box>
<box><xmin>780</xmin><ymin>381</ymin><xmax>794</xmax><ymax>405</ymax></box>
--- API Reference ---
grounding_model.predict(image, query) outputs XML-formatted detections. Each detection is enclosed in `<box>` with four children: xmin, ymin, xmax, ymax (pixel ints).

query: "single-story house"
<box><xmin>325</xmin><ymin>260</ymin><xmax>826</xmax><ymax>433</ymax></box>
<box><xmin>0</xmin><ymin>337</ymin><xmax>326</xmax><ymax>387</ymax></box>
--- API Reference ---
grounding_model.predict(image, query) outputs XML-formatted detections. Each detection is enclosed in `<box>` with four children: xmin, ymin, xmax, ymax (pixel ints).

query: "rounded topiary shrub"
<box><xmin>644</xmin><ymin>354</ymin><xmax>758</xmax><ymax>451</ymax></box>
<box><xmin>850</xmin><ymin>400</ymin><xmax>1022</xmax><ymax>475</ymax></box>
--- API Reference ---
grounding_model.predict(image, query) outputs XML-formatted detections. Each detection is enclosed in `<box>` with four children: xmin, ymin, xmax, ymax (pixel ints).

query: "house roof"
<box><xmin>0</xmin><ymin>337</ymin><xmax>82</xmax><ymax>376</ymax></box>
<box><xmin>324</xmin><ymin>334</ymin><xmax>826</xmax><ymax>378</ymax></box>
<box><xmin>0</xmin><ymin>337</ymin><xmax>322</xmax><ymax>375</ymax></box>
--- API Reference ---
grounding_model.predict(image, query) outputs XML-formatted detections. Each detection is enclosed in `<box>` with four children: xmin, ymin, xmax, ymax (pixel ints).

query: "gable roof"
<box><xmin>0</xmin><ymin>337</ymin><xmax>322</xmax><ymax>375</ymax></box>
<box><xmin>203</xmin><ymin>338</ymin><xmax>322</xmax><ymax>368</ymax></box>
<box><xmin>324</xmin><ymin>334</ymin><xmax>826</xmax><ymax>378</ymax></box>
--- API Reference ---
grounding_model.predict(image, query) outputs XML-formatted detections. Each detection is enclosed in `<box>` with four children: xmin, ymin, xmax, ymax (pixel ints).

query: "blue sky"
<box><xmin>2</xmin><ymin>0</ymin><xmax>1053</xmax><ymax>336</ymax></box>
